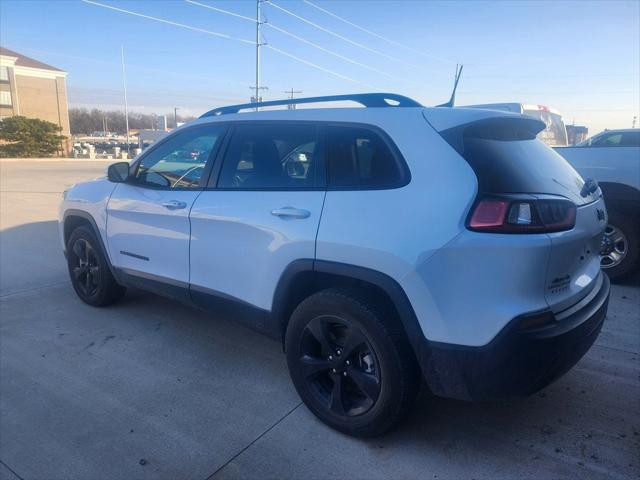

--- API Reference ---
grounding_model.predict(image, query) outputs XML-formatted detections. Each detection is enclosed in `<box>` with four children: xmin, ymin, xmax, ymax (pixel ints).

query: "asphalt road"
<box><xmin>1</xmin><ymin>160</ymin><xmax>638</xmax><ymax>480</ymax></box>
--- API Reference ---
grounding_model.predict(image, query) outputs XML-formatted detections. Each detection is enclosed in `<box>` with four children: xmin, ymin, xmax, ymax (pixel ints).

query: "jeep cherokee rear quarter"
<box><xmin>59</xmin><ymin>94</ymin><xmax>610</xmax><ymax>436</ymax></box>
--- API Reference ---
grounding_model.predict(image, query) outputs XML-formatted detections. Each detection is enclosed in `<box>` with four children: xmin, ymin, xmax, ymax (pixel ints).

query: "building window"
<box><xmin>0</xmin><ymin>66</ymin><xmax>8</xmax><ymax>82</ymax></box>
<box><xmin>0</xmin><ymin>91</ymin><xmax>12</xmax><ymax>106</ymax></box>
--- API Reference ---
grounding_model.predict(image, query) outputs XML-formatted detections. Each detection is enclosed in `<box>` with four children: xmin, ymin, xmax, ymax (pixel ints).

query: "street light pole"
<box><xmin>174</xmin><ymin>107</ymin><xmax>179</xmax><ymax>128</ymax></box>
<box><xmin>121</xmin><ymin>45</ymin><xmax>130</xmax><ymax>153</ymax></box>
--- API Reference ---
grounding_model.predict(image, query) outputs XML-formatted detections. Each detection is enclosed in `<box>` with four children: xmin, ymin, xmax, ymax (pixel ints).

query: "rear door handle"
<box><xmin>161</xmin><ymin>200</ymin><xmax>188</xmax><ymax>210</ymax></box>
<box><xmin>270</xmin><ymin>207</ymin><xmax>311</xmax><ymax>219</ymax></box>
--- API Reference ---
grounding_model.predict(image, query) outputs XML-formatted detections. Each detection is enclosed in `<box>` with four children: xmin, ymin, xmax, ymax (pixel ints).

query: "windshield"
<box><xmin>523</xmin><ymin>109</ymin><xmax>568</xmax><ymax>147</ymax></box>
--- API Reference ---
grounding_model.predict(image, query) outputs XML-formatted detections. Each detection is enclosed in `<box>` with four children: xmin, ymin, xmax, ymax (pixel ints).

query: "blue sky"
<box><xmin>1</xmin><ymin>0</ymin><xmax>638</xmax><ymax>133</ymax></box>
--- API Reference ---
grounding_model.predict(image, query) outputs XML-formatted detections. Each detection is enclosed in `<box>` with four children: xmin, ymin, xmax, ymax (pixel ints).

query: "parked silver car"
<box><xmin>556</xmin><ymin>129</ymin><xmax>640</xmax><ymax>280</ymax></box>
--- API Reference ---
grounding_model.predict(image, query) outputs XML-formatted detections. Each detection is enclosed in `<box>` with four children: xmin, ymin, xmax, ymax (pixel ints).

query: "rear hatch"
<box><xmin>425</xmin><ymin>108</ymin><xmax>606</xmax><ymax>311</ymax></box>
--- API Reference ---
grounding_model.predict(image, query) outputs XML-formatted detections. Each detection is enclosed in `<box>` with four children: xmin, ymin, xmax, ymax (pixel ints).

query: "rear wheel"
<box><xmin>600</xmin><ymin>210</ymin><xmax>639</xmax><ymax>281</ymax></box>
<box><xmin>67</xmin><ymin>226</ymin><xmax>126</xmax><ymax>306</ymax></box>
<box><xmin>285</xmin><ymin>289</ymin><xmax>420</xmax><ymax>437</ymax></box>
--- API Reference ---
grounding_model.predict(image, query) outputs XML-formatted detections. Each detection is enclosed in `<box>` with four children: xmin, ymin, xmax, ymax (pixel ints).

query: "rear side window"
<box><xmin>327</xmin><ymin>126</ymin><xmax>406</xmax><ymax>189</ymax></box>
<box><xmin>622</xmin><ymin>131</ymin><xmax>640</xmax><ymax>146</ymax></box>
<box><xmin>218</xmin><ymin>124</ymin><xmax>321</xmax><ymax>189</ymax></box>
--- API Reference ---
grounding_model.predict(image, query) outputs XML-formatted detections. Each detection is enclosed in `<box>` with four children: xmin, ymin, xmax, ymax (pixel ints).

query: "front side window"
<box><xmin>134</xmin><ymin>124</ymin><xmax>224</xmax><ymax>189</ymax></box>
<box><xmin>218</xmin><ymin>124</ymin><xmax>320</xmax><ymax>189</ymax></box>
<box><xmin>327</xmin><ymin>126</ymin><xmax>404</xmax><ymax>188</ymax></box>
<box><xmin>0</xmin><ymin>67</ymin><xmax>8</xmax><ymax>82</ymax></box>
<box><xmin>591</xmin><ymin>132</ymin><xmax>623</xmax><ymax>146</ymax></box>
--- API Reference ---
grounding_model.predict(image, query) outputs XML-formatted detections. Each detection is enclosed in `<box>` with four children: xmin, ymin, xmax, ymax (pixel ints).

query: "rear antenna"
<box><xmin>437</xmin><ymin>64</ymin><xmax>463</xmax><ymax>108</ymax></box>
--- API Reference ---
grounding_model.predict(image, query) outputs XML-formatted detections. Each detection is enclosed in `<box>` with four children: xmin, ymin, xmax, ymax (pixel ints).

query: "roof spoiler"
<box><xmin>436</xmin><ymin>64</ymin><xmax>463</xmax><ymax>108</ymax></box>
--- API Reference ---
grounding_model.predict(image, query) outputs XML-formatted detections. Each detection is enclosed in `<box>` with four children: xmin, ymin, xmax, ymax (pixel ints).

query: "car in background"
<box><xmin>556</xmin><ymin>129</ymin><xmax>640</xmax><ymax>280</ymax></box>
<box><xmin>576</xmin><ymin>128</ymin><xmax>640</xmax><ymax>147</ymax></box>
<box><xmin>464</xmin><ymin>103</ymin><xmax>568</xmax><ymax>146</ymax></box>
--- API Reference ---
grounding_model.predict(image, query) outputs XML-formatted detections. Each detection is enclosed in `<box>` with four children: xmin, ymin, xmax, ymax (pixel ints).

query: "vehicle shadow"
<box><xmin>2</xmin><ymin>220</ymin><xmax>638</xmax><ymax>479</ymax></box>
<box><xmin>0</xmin><ymin>220</ymin><xmax>68</xmax><ymax>296</ymax></box>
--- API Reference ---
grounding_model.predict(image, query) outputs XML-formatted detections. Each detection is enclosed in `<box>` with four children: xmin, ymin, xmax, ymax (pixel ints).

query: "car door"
<box><xmin>106</xmin><ymin>123</ymin><xmax>227</xmax><ymax>298</ymax></box>
<box><xmin>189</xmin><ymin>122</ymin><xmax>326</xmax><ymax>325</ymax></box>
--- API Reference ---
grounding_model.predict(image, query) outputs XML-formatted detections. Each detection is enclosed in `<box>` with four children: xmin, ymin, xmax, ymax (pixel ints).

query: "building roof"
<box><xmin>0</xmin><ymin>47</ymin><xmax>65</xmax><ymax>72</ymax></box>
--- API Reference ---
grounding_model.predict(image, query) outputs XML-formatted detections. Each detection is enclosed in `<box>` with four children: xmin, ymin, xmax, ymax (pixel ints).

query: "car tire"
<box><xmin>66</xmin><ymin>226</ymin><xmax>126</xmax><ymax>306</ymax></box>
<box><xmin>285</xmin><ymin>288</ymin><xmax>420</xmax><ymax>437</ymax></box>
<box><xmin>600</xmin><ymin>210</ymin><xmax>639</xmax><ymax>281</ymax></box>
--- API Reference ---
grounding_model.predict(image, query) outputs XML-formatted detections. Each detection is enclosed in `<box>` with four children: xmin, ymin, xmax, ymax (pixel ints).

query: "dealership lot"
<box><xmin>0</xmin><ymin>160</ymin><xmax>638</xmax><ymax>480</ymax></box>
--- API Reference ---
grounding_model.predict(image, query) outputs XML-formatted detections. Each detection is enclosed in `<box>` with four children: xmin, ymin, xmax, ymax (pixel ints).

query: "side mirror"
<box><xmin>107</xmin><ymin>162</ymin><xmax>131</xmax><ymax>183</ymax></box>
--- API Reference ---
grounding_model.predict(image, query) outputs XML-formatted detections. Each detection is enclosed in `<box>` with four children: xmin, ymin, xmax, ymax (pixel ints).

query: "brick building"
<box><xmin>0</xmin><ymin>47</ymin><xmax>71</xmax><ymax>155</ymax></box>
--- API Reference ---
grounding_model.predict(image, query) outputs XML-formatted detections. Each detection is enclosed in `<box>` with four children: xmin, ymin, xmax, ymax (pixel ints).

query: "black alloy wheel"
<box><xmin>299</xmin><ymin>315</ymin><xmax>381</xmax><ymax>417</ymax></box>
<box><xmin>66</xmin><ymin>226</ymin><xmax>126</xmax><ymax>306</ymax></box>
<box><xmin>70</xmin><ymin>238</ymin><xmax>101</xmax><ymax>298</ymax></box>
<box><xmin>286</xmin><ymin>289</ymin><xmax>420</xmax><ymax>437</ymax></box>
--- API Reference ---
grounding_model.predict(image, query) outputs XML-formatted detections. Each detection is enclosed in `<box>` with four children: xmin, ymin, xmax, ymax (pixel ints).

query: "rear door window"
<box><xmin>217</xmin><ymin>123</ymin><xmax>322</xmax><ymax>189</ymax></box>
<box><xmin>326</xmin><ymin>126</ymin><xmax>407</xmax><ymax>189</ymax></box>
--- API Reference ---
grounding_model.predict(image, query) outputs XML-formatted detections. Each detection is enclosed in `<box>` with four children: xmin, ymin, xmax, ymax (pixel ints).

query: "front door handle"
<box><xmin>271</xmin><ymin>207</ymin><xmax>311</xmax><ymax>219</ymax></box>
<box><xmin>162</xmin><ymin>200</ymin><xmax>187</xmax><ymax>210</ymax></box>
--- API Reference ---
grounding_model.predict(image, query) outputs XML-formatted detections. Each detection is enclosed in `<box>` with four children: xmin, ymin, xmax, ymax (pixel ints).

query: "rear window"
<box><xmin>327</xmin><ymin>126</ymin><xmax>407</xmax><ymax>189</ymax></box>
<box><xmin>442</xmin><ymin>117</ymin><xmax>596</xmax><ymax>205</ymax></box>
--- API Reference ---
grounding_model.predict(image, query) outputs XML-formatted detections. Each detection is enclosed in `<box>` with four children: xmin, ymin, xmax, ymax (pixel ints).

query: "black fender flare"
<box><xmin>598</xmin><ymin>182</ymin><xmax>640</xmax><ymax>213</ymax></box>
<box><xmin>270</xmin><ymin>259</ymin><xmax>431</xmax><ymax>370</ymax></box>
<box><xmin>62</xmin><ymin>209</ymin><xmax>120</xmax><ymax>281</ymax></box>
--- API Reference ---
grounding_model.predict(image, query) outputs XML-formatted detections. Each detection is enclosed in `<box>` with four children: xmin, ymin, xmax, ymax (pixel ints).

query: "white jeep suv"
<box><xmin>60</xmin><ymin>94</ymin><xmax>610</xmax><ymax>437</ymax></box>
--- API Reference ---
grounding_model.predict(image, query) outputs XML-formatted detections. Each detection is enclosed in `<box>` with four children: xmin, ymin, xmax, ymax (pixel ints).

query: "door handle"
<box><xmin>270</xmin><ymin>207</ymin><xmax>311</xmax><ymax>219</ymax></box>
<box><xmin>161</xmin><ymin>200</ymin><xmax>188</xmax><ymax>210</ymax></box>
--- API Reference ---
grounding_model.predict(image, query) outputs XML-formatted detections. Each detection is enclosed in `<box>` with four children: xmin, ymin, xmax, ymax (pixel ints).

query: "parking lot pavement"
<box><xmin>1</xmin><ymin>160</ymin><xmax>638</xmax><ymax>480</ymax></box>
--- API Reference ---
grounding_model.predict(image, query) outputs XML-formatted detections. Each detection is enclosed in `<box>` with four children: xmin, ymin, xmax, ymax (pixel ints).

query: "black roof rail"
<box><xmin>200</xmin><ymin>93</ymin><xmax>422</xmax><ymax>117</ymax></box>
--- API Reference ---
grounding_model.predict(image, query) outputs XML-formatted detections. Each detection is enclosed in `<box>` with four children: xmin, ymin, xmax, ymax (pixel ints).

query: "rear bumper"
<box><xmin>422</xmin><ymin>272</ymin><xmax>610</xmax><ymax>401</ymax></box>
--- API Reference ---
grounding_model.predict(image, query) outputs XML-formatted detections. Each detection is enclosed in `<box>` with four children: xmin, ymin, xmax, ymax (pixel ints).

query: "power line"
<box><xmin>184</xmin><ymin>0</ymin><xmax>256</xmax><ymax>22</ymax></box>
<box><xmin>8</xmin><ymin>46</ymin><xmax>260</xmax><ymax>89</ymax></box>
<box><xmin>184</xmin><ymin>0</ymin><xmax>415</xmax><ymax>86</ymax></box>
<box><xmin>266</xmin><ymin>45</ymin><xmax>377</xmax><ymax>89</ymax></box>
<box><xmin>266</xmin><ymin>23</ymin><xmax>418</xmax><ymax>85</ymax></box>
<box><xmin>82</xmin><ymin>0</ymin><xmax>376</xmax><ymax>90</ymax></box>
<box><xmin>81</xmin><ymin>0</ymin><xmax>255</xmax><ymax>44</ymax></box>
<box><xmin>266</xmin><ymin>1</ymin><xmax>427</xmax><ymax>72</ymax></box>
<box><xmin>302</xmin><ymin>0</ymin><xmax>454</xmax><ymax>65</ymax></box>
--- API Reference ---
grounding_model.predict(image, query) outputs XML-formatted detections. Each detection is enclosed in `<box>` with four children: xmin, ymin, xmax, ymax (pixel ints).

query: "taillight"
<box><xmin>468</xmin><ymin>197</ymin><xmax>576</xmax><ymax>233</ymax></box>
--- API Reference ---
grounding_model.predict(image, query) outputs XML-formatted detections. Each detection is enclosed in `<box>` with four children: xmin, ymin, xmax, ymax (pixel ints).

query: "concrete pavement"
<box><xmin>0</xmin><ymin>160</ymin><xmax>638</xmax><ymax>479</ymax></box>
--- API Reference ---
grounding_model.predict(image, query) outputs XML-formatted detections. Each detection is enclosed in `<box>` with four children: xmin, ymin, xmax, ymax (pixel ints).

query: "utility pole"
<box><xmin>121</xmin><ymin>45</ymin><xmax>130</xmax><ymax>153</ymax></box>
<box><xmin>250</xmin><ymin>0</ymin><xmax>268</xmax><ymax>108</ymax></box>
<box><xmin>174</xmin><ymin>107</ymin><xmax>179</xmax><ymax>128</ymax></box>
<box><xmin>284</xmin><ymin>88</ymin><xmax>303</xmax><ymax>109</ymax></box>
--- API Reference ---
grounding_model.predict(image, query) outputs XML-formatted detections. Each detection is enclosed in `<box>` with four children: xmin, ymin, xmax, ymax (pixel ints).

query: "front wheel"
<box><xmin>285</xmin><ymin>289</ymin><xmax>420</xmax><ymax>437</ymax></box>
<box><xmin>600</xmin><ymin>210</ymin><xmax>639</xmax><ymax>281</ymax></box>
<box><xmin>67</xmin><ymin>226</ymin><xmax>126</xmax><ymax>306</ymax></box>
